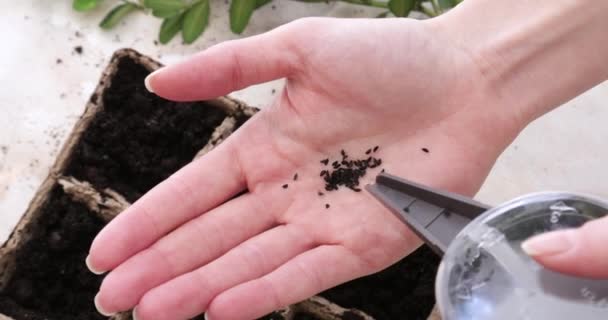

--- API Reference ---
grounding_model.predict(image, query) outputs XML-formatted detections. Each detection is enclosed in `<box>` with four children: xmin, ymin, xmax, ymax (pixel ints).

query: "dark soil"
<box><xmin>0</xmin><ymin>187</ymin><xmax>106</xmax><ymax>320</ymax></box>
<box><xmin>65</xmin><ymin>57</ymin><xmax>228</xmax><ymax>202</ymax></box>
<box><xmin>293</xmin><ymin>314</ymin><xmax>322</xmax><ymax>320</ymax></box>
<box><xmin>319</xmin><ymin>246</ymin><xmax>439</xmax><ymax>320</ymax></box>
<box><xmin>257</xmin><ymin>246</ymin><xmax>439</xmax><ymax>320</ymax></box>
<box><xmin>259</xmin><ymin>312</ymin><xmax>323</xmax><ymax>320</ymax></box>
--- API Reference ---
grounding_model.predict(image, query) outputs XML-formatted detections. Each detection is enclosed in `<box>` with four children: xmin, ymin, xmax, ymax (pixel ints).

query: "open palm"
<box><xmin>88</xmin><ymin>17</ymin><xmax>521</xmax><ymax>320</ymax></box>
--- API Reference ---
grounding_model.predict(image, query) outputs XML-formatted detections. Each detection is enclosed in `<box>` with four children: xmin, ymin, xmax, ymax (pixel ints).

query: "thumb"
<box><xmin>521</xmin><ymin>216</ymin><xmax>608</xmax><ymax>278</ymax></box>
<box><xmin>145</xmin><ymin>26</ymin><xmax>300</xmax><ymax>101</ymax></box>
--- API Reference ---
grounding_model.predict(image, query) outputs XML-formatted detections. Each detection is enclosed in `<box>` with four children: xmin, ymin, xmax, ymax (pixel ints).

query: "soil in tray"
<box><xmin>0</xmin><ymin>186</ymin><xmax>106</xmax><ymax>320</ymax></box>
<box><xmin>319</xmin><ymin>245</ymin><xmax>440</xmax><ymax>320</ymax></box>
<box><xmin>65</xmin><ymin>56</ymin><xmax>228</xmax><ymax>202</ymax></box>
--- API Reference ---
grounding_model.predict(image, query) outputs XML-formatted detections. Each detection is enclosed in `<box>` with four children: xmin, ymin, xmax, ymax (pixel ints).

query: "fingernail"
<box><xmin>85</xmin><ymin>255</ymin><xmax>106</xmax><ymax>275</ymax></box>
<box><xmin>132</xmin><ymin>307</ymin><xmax>139</xmax><ymax>320</ymax></box>
<box><xmin>144</xmin><ymin>69</ymin><xmax>162</xmax><ymax>93</ymax></box>
<box><xmin>204</xmin><ymin>313</ymin><xmax>211</xmax><ymax>320</ymax></box>
<box><xmin>94</xmin><ymin>294</ymin><xmax>116</xmax><ymax>317</ymax></box>
<box><xmin>521</xmin><ymin>230</ymin><xmax>575</xmax><ymax>257</ymax></box>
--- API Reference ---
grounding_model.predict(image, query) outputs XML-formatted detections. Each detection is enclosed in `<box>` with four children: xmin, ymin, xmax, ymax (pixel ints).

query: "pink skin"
<box><xmin>87</xmin><ymin>0</ymin><xmax>608</xmax><ymax>318</ymax></box>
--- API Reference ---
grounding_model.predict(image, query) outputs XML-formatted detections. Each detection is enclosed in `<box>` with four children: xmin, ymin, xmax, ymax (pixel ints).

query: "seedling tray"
<box><xmin>0</xmin><ymin>49</ymin><xmax>441</xmax><ymax>320</ymax></box>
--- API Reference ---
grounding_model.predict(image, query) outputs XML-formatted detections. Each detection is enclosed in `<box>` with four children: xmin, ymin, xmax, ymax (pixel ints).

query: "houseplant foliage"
<box><xmin>73</xmin><ymin>0</ymin><xmax>460</xmax><ymax>45</ymax></box>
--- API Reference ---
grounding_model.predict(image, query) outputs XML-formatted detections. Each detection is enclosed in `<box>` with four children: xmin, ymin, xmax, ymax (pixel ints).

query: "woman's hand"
<box><xmin>87</xmin><ymin>17</ymin><xmax>516</xmax><ymax>320</ymax></box>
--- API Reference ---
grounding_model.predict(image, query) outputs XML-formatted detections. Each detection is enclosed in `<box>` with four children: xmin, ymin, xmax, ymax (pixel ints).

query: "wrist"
<box><xmin>431</xmin><ymin>0</ymin><xmax>608</xmax><ymax>128</ymax></box>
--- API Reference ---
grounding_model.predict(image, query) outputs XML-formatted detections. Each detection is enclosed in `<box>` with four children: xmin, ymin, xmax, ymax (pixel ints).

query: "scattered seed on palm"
<box><xmin>422</xmin><ymin>148</ymin><xmax>429</xmax><ymax>153</ymax></box>
<box><xmin>320</xmin><ymin>159</ymin><xmax>329</xmax><ymax>165</ymax></box>
<box><xmin>320</xmin><ymin>148</ymin><xmax>382</xmax><ymax>192</ymax></box>
<box><xmin>326</xmin><ymin>204</ymin><xmax>330</xmax><ymax>209</ymax></box>
<box><xmin>293</xmin><ymin>173</ymin><xmax>298</xmax><ymax>181</ymax></box>
<box><xmin>282</xmin><ymin>184</ymin><xmax>288</xmax><ymax>189</ymax></box>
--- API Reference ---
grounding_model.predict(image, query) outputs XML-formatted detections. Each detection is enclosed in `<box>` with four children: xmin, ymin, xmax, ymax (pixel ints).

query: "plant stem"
<box><xmin>430</xmin><ymin>0</ymin><xmax>441</xmax><ymax>14</ymax></box>
<box><xmin>121</xmin><ymin>0</ymin><xmax>145</xmax><ymax>10</ymax></box>
<box><xmin>419</xmin><ymin>4</ymin><xmax>437</xmax><ymax>17</ymax></box>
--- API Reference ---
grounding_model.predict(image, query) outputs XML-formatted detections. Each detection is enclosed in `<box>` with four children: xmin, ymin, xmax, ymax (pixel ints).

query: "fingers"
<box><xmin>145</xmin><ymin>25</ymin><xmax>301</xmax><ymax>101</ymax></box>
<box><xmin>87</xmin><ymin>141</ymin><xmax>246</xmax><ymax>274</ymax></box>
<box><xmin>94</xmin><ymin>192</ymin><xmax>277</xmax><ymax>314</ymax></box>
<box><xmin>207</xmin><ymin>245</ymin><xmax>365</xmax><ymax>320</ymax></box>
<box><xmin>522</xmin><ymin>216</ymin><xmax>608</xmax><ymax>278</ymax></box>
<box><xmin>133</xmin><ymin>224</ymin><xmax>316</xmax><ymax>320</ymax></box>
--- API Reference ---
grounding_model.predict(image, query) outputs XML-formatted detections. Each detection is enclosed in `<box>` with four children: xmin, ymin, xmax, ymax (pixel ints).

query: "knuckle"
<box><xmin>238</xmin><ymin>242</ymin><xmax>269</xmax><ymax>276</ymax></box>
<box><xmin>258</xmin><ymin>277</ymin><xmax>285</xmax><ymax>309</ymax></box>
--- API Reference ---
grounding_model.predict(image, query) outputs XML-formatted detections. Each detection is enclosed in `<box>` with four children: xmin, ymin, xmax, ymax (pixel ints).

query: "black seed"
<box><xmin>381</xmin><ymin>169</ymin><xmax>385</xmax><ymax>173</ymax></box>
<box><xmin>321</xmin><ymin>149</ymin><xmax>382</xmax><ymax>193</ymax></box>
<box><xmin>293</xmin><ymin>173</ymin><xmax>298</xmax><ymax>181</ymax></box>
<box><xmin>365</xmin><ymin>149</ymin><xmax>371</xmax><ymax>154</ymax></box>
<box><xmin>282</xmin><ymin>184</ymin><xmax>288</xmax><ymax>189</ymax></box>
<box><xmin>373</xmin><ymin>146</ymin><xmax>379</xmax><ymax>152</ymax></box>
<box><xmin>403</xmin><ymin>207</ymin><xmax>409</xmax><ymax>213</ymax></box>
<box><xmin>326</xmin><ymin>204</ymin><xmax>330</xmax><ymax>209</ymax></box>
<box><xmin>318</xmin><ymin>191</ymin><xmax>324</xmax><ymax>196</ymax></box>
<box><xmin>422</xmin><ymin>148</ymin><xmax>429</xmax><ymax>153</ymax></box>
<box><xmin>320</xmin><ymin>159</ymin><xmax>329</xmax><ymax>165</ymax></box>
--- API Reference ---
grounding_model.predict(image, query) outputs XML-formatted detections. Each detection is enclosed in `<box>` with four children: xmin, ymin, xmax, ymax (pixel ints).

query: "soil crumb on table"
<box><xmin>0</xmin><ymin>187</ymin><xmax>106</xmax><ymax>320</ymax></box>
<box><xmin>65</xmin><ymin>57</ymin><xmax>228</xmax><ymax>202</ymax></box>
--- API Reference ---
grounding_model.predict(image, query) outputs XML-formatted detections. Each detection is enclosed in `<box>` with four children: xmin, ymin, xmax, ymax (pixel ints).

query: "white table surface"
<box><xmin>1</xmin><ymin>1</ymin><xmax>607</xmax><ymax>243</ymax></box>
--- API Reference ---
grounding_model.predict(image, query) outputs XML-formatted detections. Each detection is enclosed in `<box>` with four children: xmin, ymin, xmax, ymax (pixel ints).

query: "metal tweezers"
<box><xmin>367</xmin><ymin>173</ymin><xmax>491</xmax><ymax>256</ymax></box>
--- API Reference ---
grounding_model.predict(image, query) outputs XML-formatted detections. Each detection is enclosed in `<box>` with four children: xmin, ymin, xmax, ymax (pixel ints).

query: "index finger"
<box><xmin>87</xmin><ymin>140</ymin><xmax>246</xmax><ymax>273</ymax></box>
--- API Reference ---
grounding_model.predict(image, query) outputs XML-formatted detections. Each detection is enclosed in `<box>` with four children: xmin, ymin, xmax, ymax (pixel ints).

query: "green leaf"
<box><xmin>230</xmin><ymin>0</ymin><xmax>256</xmax><ymax>34</ymax></box>
<box><xmin>73</xmin><ymin>0</ymin><xmax>100</xmax><ymax>11</ymax></box>
<box><xmin>144</xmin><ymin>0</ymin><xmax>187</xmax><ymax>12</ymax></box>
<box><xmin>152</xmin><ymin>8</ymin><xmax>183</xmax><ymax>18</ymax></box>
<box><xmin>99</xmin><ymin>3</ymin><xmax>138</xmax><ymax>29</ymax></box>
<box><xmin>438</xmin><ymin>0</ymin><xmax>456</xmax><ymax>10</ymax></box>
<box><xmin>255</xmin><ymin>0</ymin><xmax>273</xmax><ymax>9</ymax></box>
<box><xmin>159</xmin><ymin>13</ymin><xmax>184</xmax><ymax>44</ymax></box>
<box><xmin>388</xmin><ymin>0</ymin><xmax>415</xmax><ymax>17</ymax></box>
<box><xmin>182</xmin><ymin>0</ymin><xmax>210</xmax><ymax>44</ymax></box>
